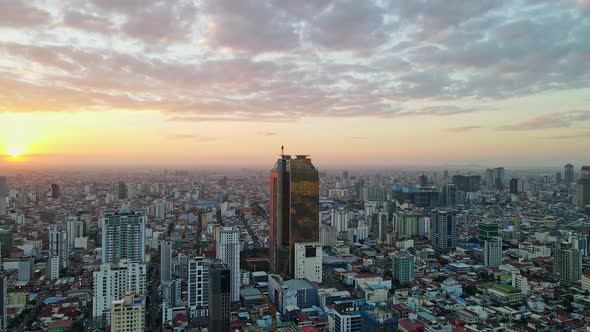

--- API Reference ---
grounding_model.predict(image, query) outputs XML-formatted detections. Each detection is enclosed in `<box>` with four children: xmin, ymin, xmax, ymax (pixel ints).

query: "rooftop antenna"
<box><xmin>281</xmin><ymin>145</ymin><xmax>284</xmax><ymax>156</ymax></box>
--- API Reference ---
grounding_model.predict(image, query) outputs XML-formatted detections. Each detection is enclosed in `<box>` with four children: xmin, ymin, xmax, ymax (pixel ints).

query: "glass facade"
<box><xmin>270</xmin><ymin>155</ymin><xmax>319</xmax><ymax>277</ymax></box>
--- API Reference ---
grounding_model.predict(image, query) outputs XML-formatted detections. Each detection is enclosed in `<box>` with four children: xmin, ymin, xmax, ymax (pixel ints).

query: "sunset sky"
<box><xmin>1</xmin><ymin>0</ymin><xmax>589</xmax><ymax>169</ymax></box>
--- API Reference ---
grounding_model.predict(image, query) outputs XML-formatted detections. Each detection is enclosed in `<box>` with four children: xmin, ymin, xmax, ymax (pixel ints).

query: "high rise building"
<box><xmin>553</xmin><ymin>241</ymin><xmax>582</xmax><ymax>286</ymax></box>
<box><xmin>208</xmin><ymin>259</ymin><xmax>231</xmax><ymax>332</ymax></box>
<box><xmin>48</xmin><ymin>224</ymin><xmax>69</xmax><ymax>270</ymax></box>
<box><xmin>110</xmin><ymin>293</ymin><xmax>145</xmax><ymax>332</ymax></box>
<box><xmin>418</xmin><ymin>174</ymin><xmax>428</xmax><ymax>187</ymax></box>
<box><xmin>393</xmin><ymin>211</ymin><xmax>419</xmax><ymax>239</ymax></box>
<box><xmin>160</xmin><ymin>240</ymin><xmax>173</xmax><ymax>284</ymax></box>
<box><xmin>320</xmin><ymin>225</ymin><xmax>337</xmax><ymax>247</ymax></box>
<box><xmin>270</xmin><ymin>155</ymin><xmax>320</xmax><ymax>277</ymax></box>
<box><xmin>509</xmin><ymin>178</ymin><xmax>518</xmax><ymax>195</ymax></box>
<box><xmin>441</xmin><ymin>184</ymin><xmax>457</xmax><ymax>208</ymax></box>
<box><xmin>579</xmin><ymin>166</ymin><xmax>590</xmax><ymax>208</ymax></box>
<box><xmin>555</xmin><ymin>172</ymin><xmax>562</xmax><ymax>184</ymax></box>
<box><xmin>294</xmin><ymin>242</ymin><xmax>322</xmax><ymax>283</ymax></box>
<box><xmin>187</xmin><ymin>256</ymin><xmax>209</xmax><ymax>318</ymax></box>
<box><xmin>414</xmin><ymin>189</ymin><xmax>440</xmax><ymax>208</ymax></box>
<box><xmin>48</xmin><ymin>256</ymin><xmax>60</xmax><ymax>280</ymax></box>
<box><xmin>216</xmin><ymin>227</ymin><xmax>240</xmax><ymax>302</ymax></box>
<box><xmin>0</xmin><ymin>272</ymin><xmax>6</xmax><ymax>332</ymax></box>
<box><xmin>66</xmin><ymin>217</ymin><xmax>78</xmax><ymax>248</ymax></box>
<box><xmin>92</xmin><ymin>260</ymin><xmax>146</xmax><ymax>328</ymax></box>
<box><xmin>565</xmin><ymin>163</ymin><xmax>575</xmax><ymax>184</ymax></box>
<box><xmin>331</xmin><ymin>209</ymin><xmax>349</xmax><ymax>233</ymax></box>
<box><xmin>493</xmin><ymin>167</ymin><xmax>505</xmax><ymax>190</ymax></box>
<box><xmin>485</xmin><ymin>168</ymin><xmax>494</xmax><ymax>188</ymax></box>
<box><xmin>430</xmin><ymin>210</ymin><xmax>457</xmax><ymax>255</ymax></box>
<box><xmin>377</xmin><ymin>212</ymin><xmax>389</xmax><ymax>243</ymax></box>
<box><xmin>0</xmin><ymin>177</ymin><xmax>6</xmax><ymax>216</ymax></box>
<box><xmin>484</xmin><ymin>237</ymin><xmax>503</xmax><ymax>268</ymax></box>
<box><xmin>391</xmin><ymin>251</ymin><xmax>415</xmax><ymax>285</ymax></box>
<box><xmin>101</xmin><ymin>207</ymin><xmax>146</xmax><ymax>264</ymax></box>
<box><xmin>49</xmin><ymin>184</ymin><xmax>60</xmax><ymax>199</ymax></box>
<box><xmin>477</xmin><ymin>220</ymin><xmax>500</xmax><ymax>244</ymax></box>
<box><xmin>115</xmin><ymin>181</ymin><xmax>128</xmax><ymax>200</ymax></box>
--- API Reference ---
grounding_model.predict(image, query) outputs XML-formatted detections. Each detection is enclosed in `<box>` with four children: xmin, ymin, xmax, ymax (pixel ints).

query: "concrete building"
<box><xmin>208</xmin><ymin>259</ymin><xmax>231</xmax><ymax>332</ymax></box>
<box><xmin>294</xmin><ymin>242</ymin><xmax>322</xmax><ymax>283</ymax></box>
<box><xmin>392</xmin><ymin>251</ymin><xmax>415</xmax><ymax>285</ymax></box>
<box><xmin>553</xmin><ymin>241</ymin><xmax>582</xmax><ymax>286</ymax></box>
<box><xmin>484</xmin><ymin>237</ymin><xmax>503</xmax><ymax>268</ymax></box>
<box><xmin>393</xmin><ymin>211</ymin><xmax>419</xmax><ymax>239</ymax></box>
<box><xmin>320</xmin><ymin>225</ymin><xmax>337</xmax><ymax>247</ymax></box>
<box><xmin>48</xmin><ymin>224</ymin><xmax>69</xmax><ymax>270</ymax></box>
<box><xmin>332</xmin><ymin>209</ymin><xmax>349</xmax><ymax>233</ymax></box>
<box><xmin>431</xmin><ymin>210</ymin><xmax>457</xmax><ymax>255</ymax></box>
<box><xmin>101</xmin><ymin>207</ymin><xmax>146</xmax><ymax>264</ymax></box>
<box><xmin>0</xmin><ymin>272</ymin><xmax>6</xmax><ymax>332</ymax></box>
<box><xmin>110</xmin><ymin>294</ymin><xmax>145</xmax><ymax>332</ymax></box>
<box><xmin>48</xmin><ymin>256</ymin><xmax>60</xmax><ymax>280</ymax></box>
<box><xmin>0</xmin><ymin>177</ymin><xmax>6</xmax><ymax>216</ymax></box>
<box><xmin>160</xmin><ymin>240</ymin><xmax>173</xmax><ymax>284</ymax></box>
<box><xmin>92</xmin><ymin>260</ymin><xmax>146</xmax><ymax>328</ymax></box>
<box><xmin>216</xmin><ymin>227</ymin><xmax>240</xmax><ymax>302</ymax></box>
<box><xmin>565</xmin><ymin>163</ymin><xmax>574</xmax><ymax>184</ymax></box>
<box><xmin>187</xmin><ymin>256</ymin><xmax>209</xmax><ymax>318</ymax></box>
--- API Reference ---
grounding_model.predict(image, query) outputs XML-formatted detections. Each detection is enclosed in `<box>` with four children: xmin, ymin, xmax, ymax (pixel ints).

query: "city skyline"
<box><xmin>1</xmin><ymin>1</ymin><xmax>590</xmax><ymax>168</ymax></box>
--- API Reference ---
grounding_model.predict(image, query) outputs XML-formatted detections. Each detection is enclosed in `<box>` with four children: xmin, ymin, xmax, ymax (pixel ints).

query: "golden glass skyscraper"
<box><xmin>270</xmin><ymin>155</ymin><xmax>320</xmax><ymax>277</ymax></box>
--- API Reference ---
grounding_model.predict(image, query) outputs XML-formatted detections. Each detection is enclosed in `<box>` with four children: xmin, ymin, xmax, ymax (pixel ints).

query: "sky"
<box><xmin>0</xmin><ymin>0</ymin><xmax>589</xmax><ymax>169</ymax></box>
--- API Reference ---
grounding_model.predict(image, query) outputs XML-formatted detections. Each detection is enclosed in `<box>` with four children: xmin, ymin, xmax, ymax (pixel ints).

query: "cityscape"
<box><xmin>0</xmin><ymin>162</ymin><xmax>589</xmax><ymax>331</ymax></box>
<box><xmin>1</xmin><ymin>0</ymin><xmax>590</xmax><ymax>332</ymax></box>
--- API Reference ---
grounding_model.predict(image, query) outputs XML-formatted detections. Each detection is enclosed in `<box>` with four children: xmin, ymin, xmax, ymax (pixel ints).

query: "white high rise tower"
<box><xmin>216</xmin><ymin>227</ymin><xmax>240</xmax><ymax>302</ymax></box>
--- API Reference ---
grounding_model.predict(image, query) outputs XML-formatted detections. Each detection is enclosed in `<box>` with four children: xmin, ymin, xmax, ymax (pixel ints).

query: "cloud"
<box><xmin>0</xmin><ymin>0</ymin><xmax>589</xmax><ymax>123</ymax></box>
<box><xmin>0</xmin><ymin>1</ymin><xmax>51</xmax><ymax>27</ymax></box>
<box><xmin>498</xmin><ymin>110</ymin><xmax>590</xmax><ymax>131</ymax></box>
<box><xmin>447</xmin><ymin>126</ymin><xmax>481</xmax><ymax>133</ymax></box>
<box><xmin>541</xmin><ymin>131</ymin><xmax>590</xmax><ymax>139</ymax></box>
<box><xmin>165</xmin><ymin>134</ymin><xmax>215</xmax><ymax>142</ymax></box>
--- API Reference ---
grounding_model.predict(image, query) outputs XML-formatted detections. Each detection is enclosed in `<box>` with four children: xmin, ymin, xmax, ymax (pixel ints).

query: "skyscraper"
<box><xmin>391</xmin><ymin>251</ymin><xmax>415</xmax><ymax>285</ymax></box>
<box><xmin>48</xmin><ymin>224</ymin><xmax>69</xmax><ymax>270</ymax></box>
<box><xmin>216</xmin><ymin>227</ymin><xmax>240</xmax><ymax>302</ymax></box>
<box><xmin>208</xmin><ymin>259</ymin><xmax>231</xmax><ymax>332</ymax></box>
<box><xmin>65</xmin><ymin>217</ymin><xmax>78</xmax><ymax>247</ymax></box>
<box><xmin>270</xmin><ymin>154</ymin><xmax>320</xmax><ymax>277</ymax></box>
<box><xmin>0</xmin><ymin>177</ymin><xmax>6</xmax><ymax>216</ymax></box>
<box><xmin>565</xmin><ymin>163</ymin><xmax>575</xmax><ymax>184</ymax></box>
<box><xmin>160</xmin><ymin>240</ymin><xmax>173</xmax><ymax>284</ymax></box>
<box><xmin>430</xmin><ymin>210</ymin><xmax>457</xmax><ymax>255</ymax></box>
<box><xmin>441</xmin><ymin>184</ymin><xmax>457</xmax><ymax>208</ymax></box>
<box><xmin>393</xmin><ymin>211</ymin><xmax>419</xmax><ymax>239</ymax></box>
<box><xmin>101</xmin><ymin>207</ymin><xmax>146</xmax><ymax>264</ymax></box>
<box><xmin>553</xmin><ymin>241</ymin><xmax>582</xmax><ymax>286</ymax></box>
<box><xmin>576</xmin><ymin>167</ymin><xmax>590</xmax><ymax>208</ymax></box>
<box><xmin>187</xmin><ymin>256</ymin><xmax>209</xmax><ymax>318</ymax></box>
<box><xmin>484</xmin><ymin>237</ymin><xmax>503</xmax><ymax>268</ymax></box>
<box><xmin>556</xmin><ymin>172</ymin><xmax>562</xmax><ymax>184</ymax></box>
<box><xmin>493</xmin><ymin>167</ymin><xmax>505</xmax><ymax>190</ymax></box>
<box><xmin>509</xmin><ymin>178</ymin><xmax>519</xmax><ymax>195</ymax></box>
